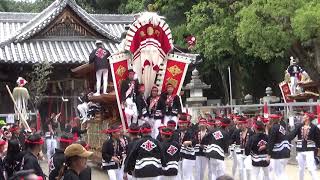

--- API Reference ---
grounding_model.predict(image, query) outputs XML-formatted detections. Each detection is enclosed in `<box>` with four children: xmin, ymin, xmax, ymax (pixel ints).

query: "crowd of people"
<box><xmin>0</xmin><ymin>116</ymin><xmax>91</xmax><ymax>180</ymax></box>
<box><xmin>100</xmin><ymin>111</ymin><xmax>320</xmax><ymax>180</ymax></box>
<box><xmin>0</xmin><ymin>110</ymin><xmax>319</xmax><ymax>180</ymax></box>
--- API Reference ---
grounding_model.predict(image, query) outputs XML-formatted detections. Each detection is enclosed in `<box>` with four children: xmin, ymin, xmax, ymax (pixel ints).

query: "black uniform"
<box><xmin>194</xmin><ymin>129</ymin><xmax>209</xmax><ymax>157</ymax></box>
<box><xmin>232</xmin><ymin>128</ymin><xmax>254</xmax><ymax>155</ymax></box>
<box><xmin>79</xmin><ymin>167</ymin><xmax>91</xmax><ymax>180</ymax></box>
<box><xmin>288</xmin><ymin>123</ymin><xmax>320</xmax><ymax>152</ymax></box>
<box><xmin>89</xmin><ymin>47</ymin><xmax>111</xmax><ymax>71</ymax></box>
<box><xmin>22</xmin><ymin>151</ymin><xmax>45</xmax><ymax>178</ymax></box>
<box><xmin>160</xmin><ymin>93</ymin><xmax>182</xmax><ymax>116</ymax></box>
<box><xmin>161</xmin><ymin>139</ymin><xmax>180</xmax><ymax>176</ymax></box>
<box><xmin>124</xmin><ymin>137</ymin><xmax>140</xmax><ymax>175</ymax></box>
<box><xmin>267</xmin><ymin>123</ymin><xmax>291</xmax><ymax>159</ymax></box>
<box><xmin>245</xmin><ymin>132</ymin><xmax>270</xmax><ymax>167</ymax></box>
<box><xmin>136</xmin><ymin>93</ymin><xmax>148</xmax><ymax>119</ymax></box>
<box><xmin>49</xmin><ymin>149</ymin><xmax>65</xmax><ymax>180</ymax></box>
<box><xmin>287</xmin><ymin>64</ymin><xmax>303</xmax><ymax>77</ymax></box>
<box><xmin>120</xmin><ymin>79</ymin><xmax>139</xmax><ymax>103</ymax></box>
<box><xmin>146</xmin><ymin>96</ymin><xmax>165</xmax><ymax>120</ymax></box>
<box><xmin>101</xmin><ymin>138</ymin><xmax>123</xmax><ymax>170</ymax></box>
<box><xmin>179</xmin><ymin>128</ymin><xmax>196</xmax><ymax>160</ymax></box>
<box><xmin>124</xmin><ymin>135</ymin><xmax>164</xmax><ymax>178</ymax></box>
<box><xmin>0</xmin><ymin>157</ymin><xmax>5</xmax><ymax>180</ymax></box>
<box><xmin>202</xmin><ymin>127</ymin><xmax>231</xmax><ymax>160</ymax></box>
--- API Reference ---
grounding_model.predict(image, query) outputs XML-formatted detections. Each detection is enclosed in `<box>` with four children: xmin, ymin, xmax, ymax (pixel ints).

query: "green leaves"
<box><xmin>292</xmin><ymin>1</ymin><xmax>320</xmax><ymax>41</ymax></box>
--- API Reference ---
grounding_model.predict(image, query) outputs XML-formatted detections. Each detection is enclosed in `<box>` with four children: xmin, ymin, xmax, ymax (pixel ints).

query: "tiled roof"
<box><xmin>0</xmin><ymin>0</ymin><xmax>134</xmax><ymax>64</ymax></box>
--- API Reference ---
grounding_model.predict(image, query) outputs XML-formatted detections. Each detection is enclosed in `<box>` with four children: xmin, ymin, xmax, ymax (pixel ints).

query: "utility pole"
<box><xmin>228</xmin><ymin>66</ymin><xmax>233</xmax><ymax>111</ymax></box>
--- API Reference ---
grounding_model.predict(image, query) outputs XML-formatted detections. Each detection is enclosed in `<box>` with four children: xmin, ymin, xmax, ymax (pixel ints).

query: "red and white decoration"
<box><xmin>125</xmin><ymin>12</ymin><xmax>174</xmax><ymax>97</ymax></box>
<box><xmin>141</xmin><ymin>139</ymin><xmax>157</xmax><ymax>152</ymax></box>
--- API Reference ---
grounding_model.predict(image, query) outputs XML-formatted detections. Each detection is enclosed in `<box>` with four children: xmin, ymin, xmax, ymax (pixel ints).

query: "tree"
<box><xmin>237</xmin><ymin>0</ymin><xmax>320</xmax><ymax>79</ymax></box>
<box><xmin>26</xmin><ymin>62</ymin><xmax>53</xmax><ymax>110</ymax></box>
<box><xmin>186</xmin><ymin>1</ymin><xmax>250</xmax><ymax>103</ymax></box>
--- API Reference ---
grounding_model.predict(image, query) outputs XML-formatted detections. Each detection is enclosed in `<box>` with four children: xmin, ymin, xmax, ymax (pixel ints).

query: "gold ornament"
<box><xmin>168</xmin><ymin>65</ymin><xmax>182</xmax><ymax>77</ymax></box>
<box><xmin>166</xmin><ymin>77</ymin><xmax>178</xmax><ymax>88</ymax></box>
<box><xmin>116</xmin><ymin>65</ymin><xmax>126</xmax><ymax>77</ymax></box>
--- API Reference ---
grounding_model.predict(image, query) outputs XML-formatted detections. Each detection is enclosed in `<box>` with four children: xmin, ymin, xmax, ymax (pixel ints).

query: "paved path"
<box><xmin>40</xmin><ymin>159</ymin><xmax>320</xmax><ymax>180</ymax></box>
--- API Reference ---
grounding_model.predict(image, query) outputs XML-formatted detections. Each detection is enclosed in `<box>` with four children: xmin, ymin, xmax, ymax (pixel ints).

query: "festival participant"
<box><xmin>57</xmin><ymin>144</ymin><xmax>93</xmax><ymax>180</ymax></box>
<box><xmin>267</xmin><ymin>114</ymin><xmax>291</xmax><ymax>180</ymax></box>
<box><xmin>202</xmin><ymin>118</ymin><xmax>231</xmax><ymax>180</ymax></box>
<box><xmin>49</xmin><ymin>133</ymin><xmax>74</xmax><ymax>180</ymax></box>
<box><xmin>136</xmin><ymin>84</ymin><xmax>148</xmax><ymax>126</ymax></box>
<box><xmin>101</xmin><ymin>125</ymin><xmax>123</xmax><ymax>180</ymax></box>
<box><xmin>71</xmin><ymin>120</ymin><xmax>89</xmax><ymax>141</ymax></box>
<box><xmin>22</xmin><ymin>134</ymin><xmax>45</xmax><ymax>178</ymax></box>
<box><xmin>288</xmin><ymin>112</ymin><xmax>320</xmax><ymax>180</ymax></box>
<box><xmin>178</xmin><ymin>114</ymin><xmax>196</xmax><ymax>180</ymax></box>
<box><xmin>147</xmin><ymin>86</ymin><xmax>165</xmax><ymax>138</ymax></box>
<box><xmin>194</xmin><ymin>118</ymin><xmax>209</xmax><ymax>180</ymax></box>
<box><xmin>161</xmin><ymin>84</ymin><xmax>182</xmax><ymax>126</ymax></box>
<box><xmin>229</xmin><ymin>116</ymin><xmax>239</xmax><ymax>177</ymax></box>
<box><xmin>89</xmin><ymin>40</ymin><xmax>111</xmax><ymax>96</ymax></box>
<box><xmin>4</xmin><ymin>139</ymin><xmax>24</xmax><ymax>178</ymax></box>
<box><xmin>124</xmin><ymin>122</ymin><xmax>164</xmax><ymax>180</ymax></box>
<box><xmin>120</xmin><ymin>69</ymin><xmax>139</xmax><ymax>127</ymax></box>
<box><xmin>46</xmin><ymin>112</ymin><xmax>60</xmax><ymax>164</ymax></box>
<box><xmin>167</xmin><ymin>120</ymin><xmax>179</xmax><ymax>142</ymax></box>
<box><xmin>160</xmin><ymin>127</ymin><xmax>180</xmax><ymax>180</ymax></box>
<box><xmin>0</xmin><ymin>139</ymin><xmax>6</xmax><ymax>180</ymax></box>
<box><xmin>231</xmin><ymin>116</ymin><xmax>254</xmax><ymax>180</ymax></box>
<box><xmin>287</xmin><ymin>57</ymin><xmax>304</xmax><ymax>95</ymax></box>
<box><xmin>77</xmin><ymin>92</ymin><xmax>90</xmax><ymax>123</ymax></box>
<box><xmin>245</xmin><ymin>121</ymin><xmax>270</xmax><ymax>180</ymax></box>
<box><xmin>123</xmin><ymin>123</ymin><xmax>140</xmax><ymax>180</ymax></box>
<box><xmin>76</xmin><ymin>140</ymin><xmax>92</xmax><ymax>180</ymax></box>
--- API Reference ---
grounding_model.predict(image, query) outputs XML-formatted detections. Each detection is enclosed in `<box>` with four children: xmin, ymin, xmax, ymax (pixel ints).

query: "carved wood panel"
<box><xmin>36</xmin><ymin>6</ymin><xmax>101</xmax><ymax>38</ymax></box>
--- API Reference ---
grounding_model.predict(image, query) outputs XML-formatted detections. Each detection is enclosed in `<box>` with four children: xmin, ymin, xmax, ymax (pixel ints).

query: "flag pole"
<box><xmin>6</xmin><ymin>85</ymin><xmax>31</xmax><ymax>131</ymax></box>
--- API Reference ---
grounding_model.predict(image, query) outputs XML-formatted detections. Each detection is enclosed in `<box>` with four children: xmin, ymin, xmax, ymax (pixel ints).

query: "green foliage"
<box><xmin>292</xmin><ymin>1</ymin><xmax>320</xmax><ymax>41</ymax></box>
<box><xmin>26</xmin><ymin>62</ymin><xmax>53</xmax><ymax>108</ymax></box>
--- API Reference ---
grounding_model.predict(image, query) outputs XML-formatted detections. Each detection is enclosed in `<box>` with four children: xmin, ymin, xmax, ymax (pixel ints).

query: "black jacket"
<box><xmin>178</xmin><ymin>128</ymin><xmax>196</xmax><ymax>160</ymax></box>
<box><xmin>245</xmin><ymin>132</ymin><xmax>270</xmax><ymax>167</ymax></box>
<box><xmin>146</xmin><ymin>96</ymin><xmax>165</xmax><ymax>119</ymax></box>
<box><xmin>288</xmin><ymin>123</ymin><xmax>320</xmax><ymax>152</ymax></box>
<box><xmin>0</xmin><ymin>158</ymin><xmax>5</xmax><ymax>180</ymax></box>
<box><xmin>160</xmin><ymin>93</ymin><xmax>182</xmax><ymax>116</ymax></box>
<box><xmin>101</xmin><ymin>138</ymin><xmax>123</xmax><ymax>170</ymax></box>
<box><xmin>267</xmin><ymin>123</ymin><xmax>291</xmax><ymax>159</ymax></box>
<box><xmin>63</xmin><ymin>169</ymin><xmax>80</xmax><ymax>180</ymax></box>
<box><xmin>194</xmin><ymin>129</ymin><xmax>209</xmax><ymax>156</ymax></box>
<box><xmin>202</xmin><ymin>127</ymin><xmax>231</xmax><ymax>160</ymax></box>
<box><xmin>79</xmin><ymin>167</ymin><xmax>91</xmax><ymax>180</ymax></box>
<box><xmin>49</xmin><ymin>149</ymin><xmax>65</xmax><ymax>180</ymax></box>
<box><xmin>231</xmin><ymin>128</ymin><xmax>254</xmax><ymax>154</ymax></box>
<box><xmin>124</xmin><ymin>135</ymin><xmax>164</xmax><ymax>178</ymax></box>
<box><xmin>161</xmin><ymin>139</ymin><xmax>180</xmax><ymax>176</ymax></box>
<box><xmin>89</xmin><ymin>47</ymin><xmax>111</xmax><ymax>71</ymax></box>
<box><xmin>120</xmin><ymin>79</ymin><xmax>139</xmax><ymax>102</ymax></box>
<box><xmin>124</xmin><ymin>137</ymin><xmax>140</xmax><ymax>175</ymax></box>
<box><xmin>22</xmin><ymin>151</ymin><xmax>45</xmax><ymax>178</ymax></box>
<box><xmin>136</xmin><ymin>94</ymin><xmax>148</xmax><ymax>118</ymax></box>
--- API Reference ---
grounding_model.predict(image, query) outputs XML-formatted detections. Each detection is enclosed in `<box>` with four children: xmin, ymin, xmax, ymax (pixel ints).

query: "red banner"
<box><xmin>317</xmin><ymin>104</ymin><xmax>320</xmax><ymax>124</ymax></box>
<box><xmin>109</xmin><ymin>54</ymin><xmax>130</xmax><ymax>129</ymax></box>
<box><xmin>279</xmin><ymin>82</ymin><xmax>293</xmax><ymax>103</ymax></box>
<box><xmin>160</xmin><ymin>54</ymin><xmax>191</xmax><ymax>95</ymax></box>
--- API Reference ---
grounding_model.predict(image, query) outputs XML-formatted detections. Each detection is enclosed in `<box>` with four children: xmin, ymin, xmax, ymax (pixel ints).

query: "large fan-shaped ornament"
<box><xmin>125</xmin><ymin>12</ymin><xmax>174</xmax><ymax>97</ymax></box>
<box><xmin>12</xmin><ymin>77</ymin><xmax>29</xmax><ymax>121</ymax></box>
